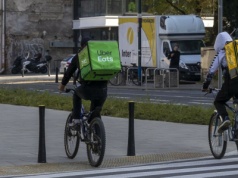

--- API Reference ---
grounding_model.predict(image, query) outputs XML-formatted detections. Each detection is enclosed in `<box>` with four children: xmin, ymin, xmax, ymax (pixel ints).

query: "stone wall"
<box><xmin>5</xmin><ymin>0</ymin><xmax>74</xmax><ymax>72</ymax></box>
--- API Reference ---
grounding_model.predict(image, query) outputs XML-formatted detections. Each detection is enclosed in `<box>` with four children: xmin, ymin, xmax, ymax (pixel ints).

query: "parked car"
<box><xmin>59</xmin><ymin>54</ymin><xmax>75</xmax><ymax>73</ymax></box>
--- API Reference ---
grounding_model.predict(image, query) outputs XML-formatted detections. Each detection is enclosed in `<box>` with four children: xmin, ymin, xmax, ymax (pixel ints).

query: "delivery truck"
<box><xmin>118</xmin><ymin>15</ymin><xmax>206</xmax><ymax>81</ymax></box>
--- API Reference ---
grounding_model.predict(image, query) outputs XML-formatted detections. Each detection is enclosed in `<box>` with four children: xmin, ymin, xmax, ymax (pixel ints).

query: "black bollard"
<box><xmin>127</xmin><ymin>101</ymin><xmax>135</xmax><ymax>156</ymax></box>
<box><xmin>55</xmin><ymin>67</ymin><xmax>59</xmax><ymax>83</ymax></box>
<box><xmin>38</xmin><ymin>105</ymin><xmax>46</xmax><ymax>163</ymax></box>
<box><xmin>21</xmin><ymin>69</ymin><xmax>24</xmax><ymax>77</ymax></box>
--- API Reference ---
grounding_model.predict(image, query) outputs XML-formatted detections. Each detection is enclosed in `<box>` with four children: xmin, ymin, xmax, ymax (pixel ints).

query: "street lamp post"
<box><xmin>73</xmin><ymin>0</ymin><xmax>79</xmax><ymax>54</ymax></box>
<box><xmin>138</xmin><ymin>0</ymin><xmax>142</xmax><ymax>86</ymax></box>
<box><xmin>218</xmin><ymin>0</ymin><xmax>223</xmax><ymax>88</ymax></box>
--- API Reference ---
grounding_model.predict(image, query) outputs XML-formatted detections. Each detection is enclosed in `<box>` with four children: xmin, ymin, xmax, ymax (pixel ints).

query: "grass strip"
<box><xmin>0</xmin><ymin>88</ymin><xmax>214</xmax><ymax>125</ymax></box>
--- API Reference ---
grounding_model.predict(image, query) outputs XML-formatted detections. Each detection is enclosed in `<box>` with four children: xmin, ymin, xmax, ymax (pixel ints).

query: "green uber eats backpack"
<box><xmin>224</xmin><ymin>40</ymin><xmax>238</xmax><ymax>79</ymax></box>
<box><xmin>78</xmin><ymin>40</ymin><xmax>121</xmax><ymax>81</ymax></box>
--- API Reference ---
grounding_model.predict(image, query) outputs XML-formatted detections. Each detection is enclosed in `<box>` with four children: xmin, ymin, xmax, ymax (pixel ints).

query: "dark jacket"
<box><xmin>168</xmin><ymin>50</ymin><xmax>180</xmax><ymax>68</ymax></box>
<box><xmin>61</xmin><ymin>54</ymin><xmax>108</xmax><ymax>87</ymax></box>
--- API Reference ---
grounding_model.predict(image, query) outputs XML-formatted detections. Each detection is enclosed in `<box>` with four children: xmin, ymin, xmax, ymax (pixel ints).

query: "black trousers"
<box><xmin>214</xmin><ymin>78</ymin><xmax>238</xmax><ymax>119</ymax></box>
<box><xmin>72</xmin><ymin>84</ymin><xmax>107</xmax><ymax>119</ymax></box>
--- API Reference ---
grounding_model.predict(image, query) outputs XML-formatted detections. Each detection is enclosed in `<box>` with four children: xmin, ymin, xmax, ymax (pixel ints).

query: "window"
<box><xmin>81</xmin><ymin>27</ymin><xmax>118</xmax><ymax>41</ymax></box>
<box><xmin>170</xmin><ymin>40</ymin><xmax>205</xmax><ymax>55</ymax></box>
<box><xmin>106</xmin><ymin>0</ymin><xmax>122</xmax><ymax>15</ymax></box>
<box><xmin>78</xmin><ymin>0</ymin><xmax>139</xmax><ymax>17</ymax></box>
<box><xmin>163</xmin><ymin>41</ymin><xmax>170</xmax><ymax>57</ymax></box>
<box><xmin>79</xmin><ymin>0</ymin><xmax>106</xmax><ymax>17</ymax></box>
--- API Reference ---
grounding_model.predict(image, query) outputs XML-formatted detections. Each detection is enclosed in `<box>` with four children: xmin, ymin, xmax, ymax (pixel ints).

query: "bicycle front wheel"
<box><xmin>109</xmin><ymin>72</ymin><xmax>123</xmax><ymax>86</ymax></box>
<box><xmin>64</xmin><ymin>113</ymin><xmax>80</xmax><ymax>159</ymax></box>
<box><xmin>87</xmin><ymin>117</ymin><xmax>106</xmax><ymax>167</ymax></box>
<box><xmin>208</xmin><ymin>112</ymin><xmax>227</xmax><ymax>159</ymax></box>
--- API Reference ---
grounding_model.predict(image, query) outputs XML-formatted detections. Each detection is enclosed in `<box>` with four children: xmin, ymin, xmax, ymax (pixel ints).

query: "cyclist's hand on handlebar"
<box><xmin>202</xmin><ymin>81</ymin><xmax>210</xmax><ymax>92</ymax></box>
<box><xmin>58</xmin><ymin>84</ymin><xmax>66</xmax><ymax>93</ymax></box>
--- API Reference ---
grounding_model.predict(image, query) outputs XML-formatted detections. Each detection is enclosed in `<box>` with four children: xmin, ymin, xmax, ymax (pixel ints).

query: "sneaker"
<box><xmin>218</xmin><ymin>119</ymin><xmax>230</xmax><ymax>133</ymax></box>
<box><xmin>234</xmin><ymin>131</ymin><xmax>238</xmax><ymax>141</ymax></box>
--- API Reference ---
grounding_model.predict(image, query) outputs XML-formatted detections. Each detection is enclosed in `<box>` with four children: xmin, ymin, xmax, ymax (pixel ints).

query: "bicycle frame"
<box><xmin>65</xmin><ymin>88</ymin><xmax>102</xmax><ymax>140</ymax></box>
<box><xmin>213</xmin><ymin>103</ymin><xmax>238</xmax><ymax>142</ymax></box>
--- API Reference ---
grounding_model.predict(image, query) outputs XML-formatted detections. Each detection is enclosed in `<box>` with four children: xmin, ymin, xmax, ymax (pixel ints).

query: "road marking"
<box><xmin>15</xmin><ymin>157</ymin><xmax>238</xmax><ymax>178</ymax></box>
<box><xmin>86</xmin><ymin>165</ymin><xmax>238</xmax><ymax>178</ymax></box>
<box><xmin>150</xmin><ymin>99</ymin><xmax>170</xmax><ymax>102</ymax></box>
<box><xmin>189</xmin><ymin>102</ymin><xmax>212</xmax><ymax>105</ymax></box>
<box><xmin>109</xmin><ymin>92</ymin><xmax>208</xmax><ymax>100</ymax></box>
<box><xmin>110</xmin><ymin>96</ymin><xmax>130</xmax><ymax>99</ymax></box>
<box><xmin>163</xmin><ymin>170</ymin><xmax>238</xmax><ymax>178</ymax></box>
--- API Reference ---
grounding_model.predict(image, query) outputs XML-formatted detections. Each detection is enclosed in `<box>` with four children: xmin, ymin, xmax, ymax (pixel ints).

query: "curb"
<box><xmin>0</xmin><ymin>74</ymin><xmax>201</xmax><ymax>90</ymax></box>
<box><xmin>0</xmin><ymin>152</ymin><xmax>209</xmax><ymax>177</ymax></box>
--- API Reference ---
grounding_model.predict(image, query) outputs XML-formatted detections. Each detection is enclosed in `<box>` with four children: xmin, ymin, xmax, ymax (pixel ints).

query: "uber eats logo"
<box><xmin>97</xmin><ymin>50</ymin><xmax>113</xmax><ymax>62</ymax></box>
<box><xmin>80</xmin><ymin>53</ymin><xmax>89</xmax><ymax>67</ymax></box>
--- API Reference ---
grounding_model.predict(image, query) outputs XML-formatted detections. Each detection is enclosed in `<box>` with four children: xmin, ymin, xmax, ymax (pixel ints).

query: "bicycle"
<box><xmin>109</xmin><ymin>64</ymin><xmax>145</xmax><ymax>86</ymax></box>
<box><xmin>206</xmin><ymin>88</ymin><xmax>238</xmax><ymax>159</ymax></box>
<box><xmin>109</xmin><ymin>68</ymin><xmax>124</xmax><ymax>86</ymax></box>
<box><xmin>64</xmin><ymin>88</ymin><xmax>106</xmax><ymax>167</ymax></box>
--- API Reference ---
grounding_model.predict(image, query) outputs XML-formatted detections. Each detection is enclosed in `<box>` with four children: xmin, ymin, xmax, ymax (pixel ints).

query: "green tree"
<box><xmin>142</xmin><ymin>0</ymin><xmax>215</xmax><ymax>45</ymax></box>
<box><xmin>142</xmin><ymin>0</ymin><xmax>214</xmax><ymax>16</ymax></box>
<box><xmin>128</xmin><ymin>1</ymin><xmax>136</xmax><ymax>12</ymax></box>
<box><xmin>223</xmin><ymin>0</ymin><xmax>238</xmax><ymax>38</ymax></box>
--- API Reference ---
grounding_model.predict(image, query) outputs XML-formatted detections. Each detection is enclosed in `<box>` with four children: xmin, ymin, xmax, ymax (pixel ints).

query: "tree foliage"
<box><xmin>223</xmin><ymin>0</ymin><xmax>238</xmax><ymax>36</ymax></box>
<box><xmin>142</xmin><ymin>0</ymin><xmax>214</xmax><ymax>16</ymax></box>
<box><xmin>142</xmin><ymin>0</ymin><xmax>238</xmax><ymax>44</ymax></box>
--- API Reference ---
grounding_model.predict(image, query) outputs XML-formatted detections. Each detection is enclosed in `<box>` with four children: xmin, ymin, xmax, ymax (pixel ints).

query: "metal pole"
<box><xmin>73</xmin><ymin>0</ymin><xmax>79</xmax><ymax>54</ymax></box>
<box><xmin>47</xmin><ymin>62</ymin><xmax>50</xmax><ymax>77</ymax></box>
<box><xmin>218</xmin><ymin>0</ymin><xmax>223</xmax><ymax>88</ymax></box>
<box><xmin>21</xmin><ymin>68</ymin><xmax>24</xmax><ymax>77</ymax></box>
<box><xmin>138</xmin><ymin>0</ymin><xmax>142</xmax><ymax>86</ymax></box>
<box><xmin>55</xmin><ymin>67</ymin><xmax>59</xmax><ymax>83</ymax></box>
<box><xmin>0</xmin><ymin>0</ymin><xmax>6</xmax><ymax>73</ymax></box>
<box><xmin>127</xmin><ymin>101</ymin><xmax>135</xmax><ymax>156</ymax></box>
<box><xmin>38</xmin><ymin>105</ymin><xmax>46</xmax><ymax>163</ymax></box>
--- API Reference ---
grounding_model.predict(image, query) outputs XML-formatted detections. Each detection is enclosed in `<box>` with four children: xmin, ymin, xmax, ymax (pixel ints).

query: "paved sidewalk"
<box><xmin>0</xmin><ymin>104</ymin><xmax>237</xmax><ymax>176</ymax></box>
<box><xmin>0</xmin><ymin>73</ymin><xmax>201</xmax><ymax>90</ymax></box>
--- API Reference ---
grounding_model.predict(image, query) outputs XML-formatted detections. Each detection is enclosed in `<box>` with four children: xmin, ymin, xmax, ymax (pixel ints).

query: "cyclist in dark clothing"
<box><xmin>58</xmin><ymin>37</ymin><xmax>107</xmax><ymax>125</ymax></box>
<box><xmin>168</xmin><ymin>45</ymin><xmax>180</xmax><ymax>70</ymax></box>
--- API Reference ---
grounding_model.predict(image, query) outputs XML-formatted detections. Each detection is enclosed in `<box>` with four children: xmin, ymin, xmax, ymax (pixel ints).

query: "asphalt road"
<box><xmin>1</xmin><ymin>81</ymin><xmax>215</xmax><ymax>106</ymax></box>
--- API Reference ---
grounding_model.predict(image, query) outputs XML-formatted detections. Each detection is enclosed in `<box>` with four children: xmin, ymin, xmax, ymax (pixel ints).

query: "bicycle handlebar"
<box><xmin>203</xmin><ymin>88</ymin><xmax>220</xmax><ymax>96</ymax></box>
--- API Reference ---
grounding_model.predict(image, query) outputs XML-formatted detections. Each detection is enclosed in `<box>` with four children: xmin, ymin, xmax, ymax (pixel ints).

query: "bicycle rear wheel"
<box><xmin>208</xmin><ymin>112</ymin><xmax>227</xmax><ymax>159</ymax></box>
<box><xmin>64</xmin><ymin>113</ymin><xmax>80</xmax><ymax>159</ymax></box>
<box><xmin>86</xmin><ymin>117</ymin><xmax>106</xmax><ymax>167</ymax></box>
<box><xmin>109</xmin><ymin>72</ymin><xmax>123</xmax><ymax>86</ymax></box>
<box><xmin>131</xmin><ymin>70</ymin><xmax>145</xmax><ymax>86</ymax></box>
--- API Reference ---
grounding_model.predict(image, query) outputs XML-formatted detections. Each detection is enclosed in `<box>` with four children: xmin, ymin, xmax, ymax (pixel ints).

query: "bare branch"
<box><xmin>165</xmin><ymin>0</ymin><xmax>187</xmax><ymax>14</ymax></box>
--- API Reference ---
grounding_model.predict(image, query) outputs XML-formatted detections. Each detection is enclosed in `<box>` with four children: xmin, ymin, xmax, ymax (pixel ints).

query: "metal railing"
<box><xmin>152</xmin><ymin>68</ymin><xmax>179</xmax><ymax>89</ymax></box>
<box><xmin>125</xmin><ymin>66</ymin><xmax>179</xmax><ymax>89</ymax></box>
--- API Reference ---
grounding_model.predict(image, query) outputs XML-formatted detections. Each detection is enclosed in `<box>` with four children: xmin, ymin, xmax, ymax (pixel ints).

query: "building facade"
<box><xmin>0</xmin><ymin>0</ymin><xmax>138</xmax><ymax>73</ymax></box>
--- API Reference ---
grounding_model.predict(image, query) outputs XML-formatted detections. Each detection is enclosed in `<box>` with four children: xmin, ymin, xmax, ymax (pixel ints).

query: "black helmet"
<box><xmin>81</xmin><ymin>37</ymin><xmax>91</xmax><ymax>48</ymax></box>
